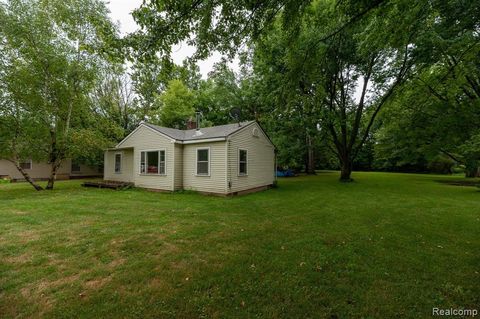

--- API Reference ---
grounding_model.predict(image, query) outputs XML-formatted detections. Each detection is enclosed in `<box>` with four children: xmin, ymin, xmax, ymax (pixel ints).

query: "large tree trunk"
<box><xmin>46</xmin><ymin>165</ymin><xmax>56</xmax><ymax>190</ymax></box>
<box><xmin>46</xmin><ymin>129</ymin><xmax>61</xmax><ymax>190</ymax></box>
<box><xmin>46</xmin><ymin>159</ymin><xmax>62</xmax><ymax>190</ymax></box>
<box><xmin>339</xmin><ymin>155</ymin><xmax>353</xmax><ymax>182</ymax></box>
<box><xmin>305</xmin><ymin>133</ymin><xmax>316</xmax><ymax>175</ymax></box>
<box><xmin>10</xmin><ymin>160</ymin><xmax>44</xmax><ymax>191</ymax></box>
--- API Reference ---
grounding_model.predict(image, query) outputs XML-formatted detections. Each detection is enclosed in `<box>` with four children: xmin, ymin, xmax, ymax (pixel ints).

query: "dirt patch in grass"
<box><xmin>20</xmin><ymin>271</ymin><xmax>88</xmax><ymax>298</ymax></box>
<box><xmin>40</xmin><ymin>273</ymin><xmax>82</xmax><ymax>292</ymax></box>
<box><xmin>159</xmin><ymin>241</ymin><xmax>181</xmax><ymax>254</ymax></box>
<box><xmin>84</xmin><ymin>276</ymin><xmax>112</xmax><ymax>290</ymax></box>
<box><xmin>5</xmin><ymin>253</ymin><xmax>32</xmax><ymax>264</ymax></box>
<box><xmin>21</xmin><ymin>294</ymin><xmax>54</xmax><ymax>318</ymax></box>
<box><xmin>16</xmin><ymin>230</ymin><xmax>41</xmax><ymax>243</ymax></box>
<box><xmin>108</xmin><ymin>257</ymin><xmax>126</xmax><ymax>269</ymax></box>
<box><xmin>18</xmin><ymin>273</ymin><xmax>83</xmax><ymax>317</ymax></box>
<box><xmin>10</xmin><ymin>209</ymin><xmax>30</xmax><ymax>215</ymax></box>
<box><xmin>148</xmin><ymin>277</ymin><xmax>172</xmax><ymax>291</ymax></box>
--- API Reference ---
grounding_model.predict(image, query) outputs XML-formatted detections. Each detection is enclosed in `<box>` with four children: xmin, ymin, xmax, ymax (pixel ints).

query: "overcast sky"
<box><xmin>106</xmin><ymin>0</ymin><xmax>236</xmax><ymax>78</ymax></box>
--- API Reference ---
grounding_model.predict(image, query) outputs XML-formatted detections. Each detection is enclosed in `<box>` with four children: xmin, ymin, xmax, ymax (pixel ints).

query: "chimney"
<box><xmin>195</xmin><ymin>111</ymin><xmax>201</xmax><ymax>131</ymax></box>
<box><xmin>186</xmin><ymin>117</ymin><xmax>196</xmax><ymax>130</ymax></box>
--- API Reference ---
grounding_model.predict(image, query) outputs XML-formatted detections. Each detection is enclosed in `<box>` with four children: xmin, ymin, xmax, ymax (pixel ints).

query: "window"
<box><xmin>196</xmin><ymin>148</ymin><xmax>210</xmax><ymax>176</ymax></box>
<box><xmin>71</xmin><ymin>162</ymin><xmax>81</xmax><ymax>173</ymax></box>
<box><xmin>140</xmin><ymin>150</ymin><xmax>166</xmax><ymax>175</ymax></box>
<box><xmin>115</xmin><ymin>153</ymin><xmax>122</xmax><ymax>173</ymax></box>
<box><xmin>19</xmin><ymin>160</ymin><xmax>32</xmax><ymax>170</ymax></box>
<box><xmin>239</xmin><ymin>149</ymin><xmax>248</xmax><ymax>175</ymax></box>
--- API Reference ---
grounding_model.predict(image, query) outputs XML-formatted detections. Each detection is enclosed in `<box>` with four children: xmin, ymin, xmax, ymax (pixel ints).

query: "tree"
<box><xmin>195</xmin><ymin>60</ymin><xmax>254</xmax><ymax>125</ymax></box>
<box><xmin>374</xmin><ymin>0</ymin><xmax>480</xmax><ymax>177</ymax></box>
<box><xmin>0</xmin><ymin>104</ymin><xmax>46</xmax><ymax>190</ymax></box>
<box><xmin>0</xmin><ymin>0</ymin><xmax>122</xmax><ymax>190</ymax></box>
<box><xmin>93</xmin><ymin>67</ymin><xmax>137</xmax><ymax>133</ymax></box>
<box><xmin>132</xmin><ymin>0</ymin><xmax>480</xmax><ymax>181</ymax></box>
<box><xmin>250</xmin><ymin>0</ymin><xmax>426</xmax><ymax>180</ymax></box>
<box><xmin>154</xmin><ymin>79</ymin><xmax>196</xmax><ymax>128</ymax></box>
<box><xmin>131</xmin><ymin>0</ymin><xmax>391</xmax><ymax>61</ymax></box>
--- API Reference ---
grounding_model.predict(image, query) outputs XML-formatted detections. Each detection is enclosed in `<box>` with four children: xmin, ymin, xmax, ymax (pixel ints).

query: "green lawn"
<box><xmin>0</xmin><ymin>172</ymin><xmax>479</xmax><ymax>318</ymax></box>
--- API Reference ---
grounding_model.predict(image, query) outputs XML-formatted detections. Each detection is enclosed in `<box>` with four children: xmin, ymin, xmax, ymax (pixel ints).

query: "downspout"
<box><xmin>274</xmin><ymin>148</ymin><xmax>278</xmax><ymax>186</ymax></box>
<box><xmin>226</xmin><ymin>137</ymin><xmax>231</xmax><ymax>193</ymax></box>
<box><xmin>172</xmin><ymin>141</ymin><xmax>175</xmax><ymax>191</ymax></box>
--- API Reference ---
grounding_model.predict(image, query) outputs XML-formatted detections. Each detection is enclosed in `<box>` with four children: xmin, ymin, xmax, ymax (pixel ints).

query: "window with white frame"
<box><xmin>114</xmin><ymin>153</ymin><xmax>122</xmax><ymax>173</ymax></box>
<box><xmin>239</xmin><ymin>149</ymin><xmax>248</xmax><ymax>175</ymax></box>
<box><xmin>19</xmin><ymin>160</ymin><xmax>32</xmax><ymax>170</ymax></box>
<box><xmin>140</xmin><ymin>150</ymin><xmax>166</xmax><ymax>175</ymax></box>
<box><xmin>196</xmin><ymin>148</ymin><xmax>210</xmax><ymax>176</ymax></box>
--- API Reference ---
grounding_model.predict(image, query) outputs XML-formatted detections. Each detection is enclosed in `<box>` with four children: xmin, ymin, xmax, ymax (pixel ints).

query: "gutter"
<box><xmin>179</xmin><ymin>137</ymin><xmax>226</xmax><ymax>144</ymax></box>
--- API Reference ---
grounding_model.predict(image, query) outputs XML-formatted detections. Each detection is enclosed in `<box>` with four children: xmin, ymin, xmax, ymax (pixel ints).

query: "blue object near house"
<box><xmin>276</xmin><ymin>169</ymin><xmax>295</xmax><ymax>177</ymax></box>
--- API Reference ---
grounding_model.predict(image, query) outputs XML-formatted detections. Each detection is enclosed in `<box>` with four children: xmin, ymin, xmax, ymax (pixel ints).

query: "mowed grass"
<box><xmin>0</xmin><ymin>172</ymin><xmax>479</xmax><ymax>318</ymax></box>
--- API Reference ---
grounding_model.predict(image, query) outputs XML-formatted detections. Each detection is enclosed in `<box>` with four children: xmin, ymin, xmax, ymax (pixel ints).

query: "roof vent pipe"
<box><xmin>195</xmin><ymin>111</ymin><xmax>201</xmax><ymax>131</ymax></box>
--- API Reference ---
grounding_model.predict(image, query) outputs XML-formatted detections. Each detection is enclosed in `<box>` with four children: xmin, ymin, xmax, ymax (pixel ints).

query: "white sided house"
<box><xmin>104</xmin><ymin>121</ymin><xmax>276</xmax><ymax>195</ymax></box>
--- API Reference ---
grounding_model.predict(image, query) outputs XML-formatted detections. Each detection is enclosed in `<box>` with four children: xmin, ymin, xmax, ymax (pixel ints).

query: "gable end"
<box><xmin>116</xmin><ymin>123</ymin><xmax>177</xmax><ymax>148</ymax></box>
<box><xmin>228</xmin><ymin>122</ymin><xmax>275</xmax><ymax>149</ymax></box>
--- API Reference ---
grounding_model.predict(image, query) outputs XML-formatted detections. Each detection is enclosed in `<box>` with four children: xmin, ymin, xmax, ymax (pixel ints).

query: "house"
<box><xmin>103</xmin><ymin>121</ymin><xmax>276</xmax><ymax>195</ymax></box>
<box><xmin>0</xmin><ymin>159</ymin><xmax>102</xmax><ymax>181</ymax></box>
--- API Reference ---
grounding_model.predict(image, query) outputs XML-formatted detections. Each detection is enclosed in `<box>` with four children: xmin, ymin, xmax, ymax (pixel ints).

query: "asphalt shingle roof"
<box><xmin>143</xmin><ymin>121</ymin><xmax>255</xmax><ymax>141</ymax></box>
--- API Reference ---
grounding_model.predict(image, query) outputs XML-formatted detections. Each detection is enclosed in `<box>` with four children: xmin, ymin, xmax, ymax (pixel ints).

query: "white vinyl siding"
<box><xmin>173</xmin><ymin>144</ymin><xmax>183</xmax><ymax>190</ymax></box>
<box><xmin>117</xmin><ymin>125</ymin><xmax>174</xmax><ymax>190</ymax></box>
<box><xmin>104</xmin><ymin>149</ymin><xmax>134</xmax><ymax>182</ymax></box>
<box><xmin>102</xmin><ymin>122</ymin><xmax>274</xmax><ymax>194</ymax></box>
<box><xmin>183</xmin><ymin>142</ymin><xmax>227</xmax><ymax>193</ymax></box>
<box><xmin>227</xmin><ymin>123</ymin><xmax>275</xmax><ymax>192</ymax></box>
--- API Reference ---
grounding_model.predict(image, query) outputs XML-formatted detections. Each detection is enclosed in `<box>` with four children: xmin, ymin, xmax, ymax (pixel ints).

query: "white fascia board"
<box><xmin>180</xmin><ymin>137</ymin><xmax>226</xmax><ymax>144</ymax></box>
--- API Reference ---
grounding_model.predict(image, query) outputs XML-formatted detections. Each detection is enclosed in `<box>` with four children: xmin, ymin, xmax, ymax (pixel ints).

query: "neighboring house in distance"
<box><xmin>104</xmin><ymin>121</ymin><xmax>276</xmax><ymax>195</ymax></box>
<box><xmin>0</xmin><ymin>159</ymin><xmax>102</xmax><ymax>181</ymax></box>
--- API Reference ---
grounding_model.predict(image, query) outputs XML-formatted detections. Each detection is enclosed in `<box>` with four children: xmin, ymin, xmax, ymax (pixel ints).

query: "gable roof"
<box><xmin>115</xmin><ymin>120</ymin><xmax>275</xmax><ymax>149</ymax></box>
<box><xmin>143</xmin><ymin>121</ymin><xmax>256</xmax><ymax>142</ymax></box>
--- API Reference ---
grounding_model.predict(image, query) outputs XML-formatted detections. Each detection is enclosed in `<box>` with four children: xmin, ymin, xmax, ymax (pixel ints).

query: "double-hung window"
<box><xmin>19</xmin><ymin>160</ymin><xmax>32</xmax><ymax>170</ymax></box>
<box><xmin>196</xmin><ymin>148</ymin><xmax>210</xmax><ymax>176</ymax></box>
<box><xmin>114</xmin><ymin>153</ymin><xmax>122</xmax><ymax>173</ymax></box>
<box><xmin>239</xmin><ymin>149</ymin><xmax>248</xmax><ymax>175</ymax></box>
<box><xmin>140</xmin><ymin>150</ymin><xmax>166</xmax><ymax>175</ymax></box>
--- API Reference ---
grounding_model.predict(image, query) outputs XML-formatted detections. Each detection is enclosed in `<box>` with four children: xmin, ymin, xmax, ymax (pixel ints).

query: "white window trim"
<box><xmin>20</xmin><ymin>159</ymin><xmax>32</xmax><ymax>170</ymax></box>
<box><xmin>139</xmin><ymin>149</ymin><xmax>167</xmax><ymax>176</ymax></box>
<box><xmin>238</xmin><ymin>148</ymin><xmax>248</xmax><ymax>176</ymax></box>
<box><xmin>195</xmin><ymin>147</ymin><xmax>211</xmax><ymax>176</ymax></box>
<box><xmin>114</xmin><ymin>152</ymin><xmax>122</xmax><ymax>174</ymax></box>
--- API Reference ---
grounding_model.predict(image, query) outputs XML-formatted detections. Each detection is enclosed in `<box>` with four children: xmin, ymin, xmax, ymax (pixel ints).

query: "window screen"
<box><xmin>239</xmin><ymin>149</ymin><xmax>247</xmax><ymax>175</ymax></box>
<box><xmin>115</xmin><ymin>154</ymin><xmax>122</xmax><ymax>173</ymax></box>
<box><xmin>197</xmin><ymin>149</ymin><xmax>209</xmax><ymax>175</ymax></box>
